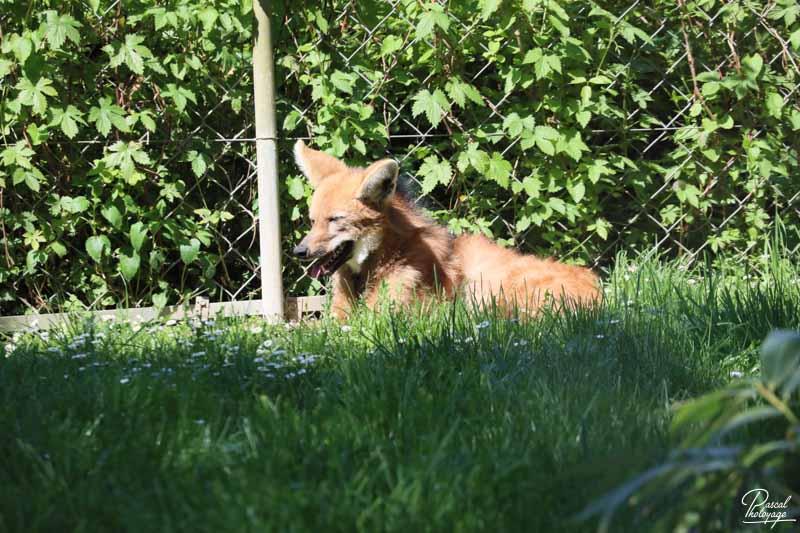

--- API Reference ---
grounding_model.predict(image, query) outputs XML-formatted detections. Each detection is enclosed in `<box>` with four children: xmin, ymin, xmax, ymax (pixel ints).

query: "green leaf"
<box><xmin>130</xmin><ymin>222</ymin><xmax>147</xmax><ymax>252</ymax></box>
<box><xmin>559</xmin><ymin>130</ymin><xmax>590</xmax><ymax>162</ymax></box>
<box><xmin>567</xmin><ymin>181</ymin><xmax>586</xmax><ymax>203</ymax></box>
<box><xmin>60</xmin><ymin>196</ymin><xmax>90</xmax><ymax>214</ymax></box>
<box><xmin>415</xmin><ymin>4</ymin><xmax>450</xmax><ymax>39</ymax></box>
<box><xmin>135</xmin><ymin>111</ymin><xmax>157</xmax><ymax>133</ymax></box>
<box><xmin>104</xmin><ymin>34</ymin><xmax>153</xmax><ymax>74</ymax></box>
<box><xmin>741</xmin><ymin>54</ymin><xmax>763</xmax><ymax>80</ymax></box>
<box><xmin>13</xmin><ymin>167</ymin><xmax>43</xmax><ymax>192</ymax></box>
<box><xmin>760</xmin><ymin>330</ymin><xmax>800</xmax><ymax>392</ymax></box>
<box><xmin>548</xmin><ymin>197</ymin><xmax>567</xmax><ymax>214</ymax></box>
<box><xmin>50</xmin><ymin>105</ymin><xmax>86</xmax><ymax>139</ymax></box>
<box><xmin>480</xmin><ymin>0</ymin><xmax>502</xmax><ymax>20</ymax></box>
<box><xmin>790</xmin><ymin>110</ymin><xmax>800</xmax><ymax>130</ymax></box>
<box><xmin>152</xmin><ymin>292</ymin><xmax>168</xmax><ymax>309</ymax></box>
<box><xmin>89</xmin><ymin>97</ymin><xmax>130</xmax><ymax>136</ymax></box>
<box><xmin>411</xmin><ymin>89</ymin><xmax>451</xmax><ymax>127</ymax></box>
<box><xmin>9</xmin><ymin>33</ymin><xmax>32</xmax><ymax>62</ymax></box>
<box><xmin>105</xmin><ymin>141</ymin><xmax>151</xmax><ymax>184</ymax></box>
<box><xmin>0</xmin><ymin>58</ymin><xmax>11</xmax><ymax>79</ymax></box>
<box><xmin>42</xmin><ymin>10</ymin><xmax>82</xmax><ymax>50</ymax></box>
<box><xmin>576</xmin><ymin>110</ymin><xmax>591</xmax><ymax>128</ymax></box>
<box><xmin>533</xmin><ymin>125</ymin><xmax>559</xmax><ymax>156</ymax></box>
<box><xmin>16</xmin><ymin>77</ymin><xmax>58</xmax><ymax>116</ymax></box>
<box><xmin>446</xmin><ymin>78</ymin><xmax>483</xmax><ymax>108</ymax></box>
<box><xmin>180</xmin><ymin>238</ymin><xmax>201</xmax><ymax>264</ymax></box>
<box><xmin>330</xmin><ymin>71</ymin><xmax>355</xmax><ymax>94</ymax></box>
<box><xmin>503</xmin><ymin>113</ymin><xmax>534</xmax><ymax>138</ymax></box>
<box><xmin>380</xmin><ymin>35</ymin><xmax>403</xmax><ymax>57</ymax></box>
<box><xmin>50</xmin><ymin>241</ymin><xmax>67</xmax><ymax>257</ymax></box>
<box><xmin>188</xmin><ymin>150</ymin><xmax>208</xmax><ymax>177</ymax></box>
<box><xmin>765</xmin><ymin>91</ymin><xmax>783</xmax><ymax>119</ymax></box>
<box><xmin>486</xmin><ymin>152</ymin><xmax>512</xmax><ymax>188</ymax></box>
<box><xmin>418</xmin><ymin>156</ymin><xmax>452</xmax><ymax>195</ymax></box>
<box><xmin>85</xmin><ymin>235</ymin><xmax>110</xmax><ymax>263</ymax></box>
<box><xmin>287</xmin><ymin>176</ymin><xmax>306</xmax><ymax>200</ymax></box>
<box><xmin>101</xmin><ymin>206</ymin><xmax>123</xmax><ymax>229</ymax></box>
<box><xmin>791</xmin><ymin>29</ymin><xmax>800</xmax><ymax>51</ymax></box>
<box><xmin>161</xmin><ymin>84</ymin><xmax>197</xmax><ymax>112</ymax></box>
<box><xmin>119</xmin><ymin>252</ymin><xmax>141</xmax><ymax>280</ymax></box>
<box><xmin>457</xmin><ymin>143</ymin><xmax>489</xmax><ymax>173</ymax></box>
<box><xmin>522</xmin><ymin>175</ymin><xmax>542</xmax><ymax>198</ymax></box>
<box><xmin>2</xmin><ymin>141</ymin><xmax>34</xmax><ymax>168</ymax></box>
<box><xmin>586</xmin><ymin>160</ymin><xmax>615</xmax><ymax>183</ymax></box>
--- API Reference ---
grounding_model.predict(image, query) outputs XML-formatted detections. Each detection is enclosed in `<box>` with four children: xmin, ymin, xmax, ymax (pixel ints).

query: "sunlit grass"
<box><xmin>2</xmin><ymin>251</ymin><xmax>799</xmax><ymax>532</ymax></box>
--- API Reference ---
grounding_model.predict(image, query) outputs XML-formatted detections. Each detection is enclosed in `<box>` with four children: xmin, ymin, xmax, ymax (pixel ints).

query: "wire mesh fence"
<box><xmin>274</xmin><ymin>0</ymin><xmax>800</xmax><ymax>299</ymax></box>
<box><xmin>1</xmin><ymin>1</ymin><xmax>262</xmax><ymax>315</ymax></box>
<box><xmin>1</xmin><ymin>0</ymin><xmax>799</xmax><ymax>320</ymax></box>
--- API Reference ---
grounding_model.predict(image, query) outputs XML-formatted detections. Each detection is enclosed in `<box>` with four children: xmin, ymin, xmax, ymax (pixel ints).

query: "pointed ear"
<box><xmin>357</xmin><ymin>159</ymin><xmax>399</xmax><ymax>205</ymax></box>
<box><xmin>293</xmin><ymin>140</ymin><xmax>347</xmax><ymax>187</ymax></box>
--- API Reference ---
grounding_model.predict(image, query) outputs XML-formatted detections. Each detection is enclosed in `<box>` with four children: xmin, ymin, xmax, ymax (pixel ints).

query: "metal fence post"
<box><xmin>253</xmin><ymin>0</ymin><xmax>284</xmax><ymax>321</ymax></box>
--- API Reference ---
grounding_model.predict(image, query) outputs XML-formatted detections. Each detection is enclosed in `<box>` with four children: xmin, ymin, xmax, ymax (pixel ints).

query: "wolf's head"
<box><xmin>291</xmin><ymin>141</ymin><xmax>398</xmax><ymax>278</ymax></box>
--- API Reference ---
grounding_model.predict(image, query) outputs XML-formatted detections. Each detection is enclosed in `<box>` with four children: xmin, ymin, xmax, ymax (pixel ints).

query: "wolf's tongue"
<box><xmin>310</xmin><ymin>263</ymin><xmax>326</xmax><ymax>279</ymax></box>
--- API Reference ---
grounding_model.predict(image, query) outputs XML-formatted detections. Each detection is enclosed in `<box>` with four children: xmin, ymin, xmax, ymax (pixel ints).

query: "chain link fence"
<box><xmin>1</xmin><ymin>1</ymin><xmax>262</xmax><ymax>315</ymax></box>
<box><xmin>1</xmin><ymin>0</ymin><xmax>799</xmax><ymax>321</ymax></box>
<box><xmin>274</xmin><ymin>0</ymin><xmax>800</xmax><ymax>299</ymax></box>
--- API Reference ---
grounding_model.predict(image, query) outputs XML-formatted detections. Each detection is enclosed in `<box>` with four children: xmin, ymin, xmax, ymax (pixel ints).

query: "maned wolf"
<box><xmin>292</xmin><ymin>141</ymin><xmax>600</xmax><ymax>319</ymax></box>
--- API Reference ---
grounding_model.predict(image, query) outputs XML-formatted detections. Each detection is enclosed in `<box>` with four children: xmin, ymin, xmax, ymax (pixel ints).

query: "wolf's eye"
<box><xmin>328</xmin><ymin>215</ymin><xmax>343</xmax><ymax>223</ymax></box>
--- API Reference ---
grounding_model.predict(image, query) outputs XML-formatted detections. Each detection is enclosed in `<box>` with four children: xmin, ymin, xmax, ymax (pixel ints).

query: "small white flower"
<box><xmin>475</xmin><ymin>320</ymin><xmax>491</xmax><ymax>330</ymax></box>
<box><xmin>191</xmin><ymin>351</ymin><xmax>205</xmax><ymax>358</ymax></box>
<box><xmin>71</xmin><ymin>353</ymin><xmax>87</xmax><ymax>360</ymax></box>
<box><xmin>253</xmin><ymin>357</ymin><xmax>265</xmax><ymax>364</ymax></box>
<box><xmin>729</xmin><ymin>370</ymin><xmax>744</xmax><ymax>379</ymax></box>
<box><xmin>250</xmin><ymin>326</ymin><xmax>263</xmax><ymax>334</ymax></box>
<box><xmin>195</xmin><ymin>419</ymin><xmax>206</xmax><ymax>425</ymax></box>
<box><xmin>340</xmin><ymin>325</ymin><xmax>353</xmax><ymax>332</ymax></box>
<box><xmin>518</xmin><ymin>340</ymin><xmax>528</xmax><ymax>346</ymax></box>
<box><xmin>595</xmin><ymin>334</ymin><xmax>605</xmax><ymax>339</ymax></box>
<box><xmin>165</xmin><ymin>319</ymin><xmax>177</xmax><ymax>326</ymax></box>
<box><xmin>120</xmin><ymin>377</ymin><xmax>130</xmax><ymax>384</ymax></box>
<box><xmin>272</xmin><ymin>349</ymin><xmax>287</xmax><ymax>356</ymax></box>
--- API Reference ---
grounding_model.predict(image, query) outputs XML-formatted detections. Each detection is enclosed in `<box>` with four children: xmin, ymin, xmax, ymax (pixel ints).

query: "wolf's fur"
<box><xmin>292</xmin><ymin>141</ymin><xmax>600</xmax><ymax>319</ymax></box>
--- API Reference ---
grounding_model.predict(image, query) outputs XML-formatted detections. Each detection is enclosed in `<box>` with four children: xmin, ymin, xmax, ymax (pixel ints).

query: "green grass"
<box><xmin>2</xmin><ymin>253</ymin><xmax>799</xmax><ymax>532</ymax></box>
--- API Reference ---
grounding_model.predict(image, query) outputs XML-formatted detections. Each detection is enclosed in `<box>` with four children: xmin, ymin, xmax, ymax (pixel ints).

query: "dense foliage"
<box><xmin>1</xmin><ymin>0</ymin><xmax>799</xmax><ymax>313</ymax></box>
<box><xmin>0</xmin><ymin>0</ymin><xmax>257</xmax><ymax>314</ymax></box>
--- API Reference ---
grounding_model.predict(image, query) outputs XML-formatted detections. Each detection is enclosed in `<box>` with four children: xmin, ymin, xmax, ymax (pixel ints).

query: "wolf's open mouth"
<box><xmin>310</xmin><ymin>241</ymin><xmax>354</xmax><ymax>279</ymax></box>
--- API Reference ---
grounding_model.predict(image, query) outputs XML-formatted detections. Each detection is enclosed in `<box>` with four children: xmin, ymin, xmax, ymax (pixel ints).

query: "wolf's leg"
<box><xmin>331</xmin><ymin>270</ymin><xmax>358</xmax><ymax>320</ymax></box>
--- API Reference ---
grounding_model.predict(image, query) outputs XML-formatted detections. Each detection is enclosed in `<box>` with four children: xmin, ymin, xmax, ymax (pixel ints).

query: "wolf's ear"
<box><xmin>293</xmin><ymin>140</ymin><xmax>347</xmax><ymax>187</ymax></box>
<box><xmin>357</xmin><ymin>159</ymin><xmax>398</xmax><ymax>205</ymax></box>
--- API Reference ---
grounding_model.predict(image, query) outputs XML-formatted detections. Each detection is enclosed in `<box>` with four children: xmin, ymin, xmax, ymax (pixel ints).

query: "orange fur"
<box><xmin>292</xmin><ymin>141</ymin><xmax>600</xmax><ymax>319</ymax></box>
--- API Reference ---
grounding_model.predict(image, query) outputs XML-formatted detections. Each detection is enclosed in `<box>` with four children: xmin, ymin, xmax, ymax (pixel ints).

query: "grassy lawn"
<box><xmin>2</xmin><ymin>254</ymin><xmax>799</xmax><ymax>532</ymax></box>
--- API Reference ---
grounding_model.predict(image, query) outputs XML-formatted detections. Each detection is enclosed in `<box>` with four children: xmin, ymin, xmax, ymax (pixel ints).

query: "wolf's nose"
<box><xmin>293</xmin><ymin>243</ymin><xmax>309</xmax><ymax>258</ymax></box>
